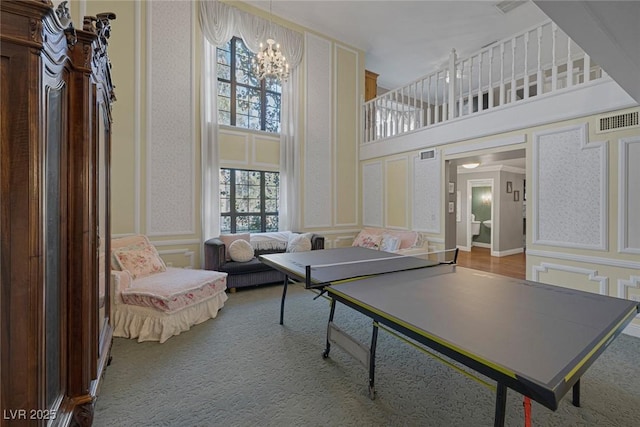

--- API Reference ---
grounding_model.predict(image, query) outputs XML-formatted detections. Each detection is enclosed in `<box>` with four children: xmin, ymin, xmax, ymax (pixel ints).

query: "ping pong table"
<box><xmin>259</xmin><ymin>247</ymin><xmax>639</xmax><ymax>426</ymax></box>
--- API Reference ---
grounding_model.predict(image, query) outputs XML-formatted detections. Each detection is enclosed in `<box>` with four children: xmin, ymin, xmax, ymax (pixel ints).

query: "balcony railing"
<box><xmin>363</xmin><ymin>20</ymin><xmax>604</xmax><ymax>143</ymax></box>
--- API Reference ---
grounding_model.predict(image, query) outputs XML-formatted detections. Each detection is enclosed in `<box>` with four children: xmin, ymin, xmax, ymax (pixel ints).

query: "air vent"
<box><xmin>596</xmin><ymin>111</ymin><xmax>639</xmax><ymax>133</ymax></box>
<box><xmin>494</xmin><ymin>1</ymin><xmax>526</xmax><ymax>14</ymax></box>
<box><xmin>420</xmin><ymin>149</ymin><xmax>436</xmax><ymax>160</ymax></box>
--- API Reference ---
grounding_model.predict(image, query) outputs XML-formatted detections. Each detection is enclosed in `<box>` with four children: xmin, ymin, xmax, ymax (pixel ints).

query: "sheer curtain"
<box><xmin>199</xmin><ymin>0</ymin><xmax>303</xmax><ymax>239</ymax></box>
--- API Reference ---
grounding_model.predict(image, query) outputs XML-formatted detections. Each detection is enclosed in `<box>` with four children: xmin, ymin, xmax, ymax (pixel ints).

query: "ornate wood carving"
<box><xmin>1</xmin><ymin>1</ymin><xmax>116</xmax><ymax>425</ymax></box>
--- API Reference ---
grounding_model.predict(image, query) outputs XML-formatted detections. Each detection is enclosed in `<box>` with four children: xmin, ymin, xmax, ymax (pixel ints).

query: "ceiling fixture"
<box><xmin>462</xmin><ymin>162</ymin><xmax>480</xmax><ymax>169</ymax></box>
<box><xmin>252</xmin><ymin>0</ymin><xmax>289</xmax><ymax>82</ymax></box>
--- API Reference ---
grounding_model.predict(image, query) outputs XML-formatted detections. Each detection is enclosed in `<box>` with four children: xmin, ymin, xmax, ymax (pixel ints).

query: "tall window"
<box><xmin>219</xmin><ymin>168</ymin><xmax>279</xmax><ymax>234</ymax></box>
<box><xmin>216</xmin><ymin>37</ymin><xmax>282</xmax><ymax>133</ymax></box>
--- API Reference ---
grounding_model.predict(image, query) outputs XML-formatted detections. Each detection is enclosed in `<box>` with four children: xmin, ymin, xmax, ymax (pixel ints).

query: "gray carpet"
<box><xmin>94</xmin><ymin>283</ymin><xmax>640</xmax><ymax>426</ymax></box>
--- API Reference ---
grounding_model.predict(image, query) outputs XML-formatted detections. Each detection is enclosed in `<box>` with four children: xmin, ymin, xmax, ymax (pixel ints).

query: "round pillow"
<box><xmin>228</xmin><ymin>239</ymin><xmax>255</xmax><ymax>262</ymax></box>
<box><xmin>286</xmin><ymin>234</ymin><xmax>312</xmax><ymax>253</ymax></box>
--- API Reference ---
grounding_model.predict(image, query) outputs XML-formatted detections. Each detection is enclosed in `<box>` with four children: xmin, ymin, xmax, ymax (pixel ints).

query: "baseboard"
<box><xmin>472</xmin><ymin>242</ymin><xmax>491</xmax><ymax>249</ymax></box>
<box><xmin>493</xmin><ymin>247</ymin><xmax>524</xmax><ymax>257</ymax></box>
<box><xmin>457</xmin><ymin>245</ymin><xmax>471</xmax><ymax>252</ymax></box>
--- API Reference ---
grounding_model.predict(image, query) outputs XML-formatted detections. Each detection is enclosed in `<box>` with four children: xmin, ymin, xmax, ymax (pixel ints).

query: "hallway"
<box><xmin>456</xmin><ymin>247</ymin><xmax>526</xmax><ymax>280</ymax></box>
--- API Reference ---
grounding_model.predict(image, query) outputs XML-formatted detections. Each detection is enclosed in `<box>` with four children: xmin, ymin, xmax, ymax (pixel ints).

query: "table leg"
<box><xmin>494</xmin><ymin>383</ymin><xmax>507</xmax><ymax>427</ymax></box>
<box><xmin>368</xmin><ymin>323</ymin><xmax>379</xmax><ymax>400</ymax></box>
<box><xmin>572</xmin><ymin>379</ymin><xmax>581</xmax><ymax>407</ymax></box>
<box><xmin>323</xmin><ymin>299</ymin><xmax>337</xmax><ymax>358</ymax></box>
<box><xmin>279</xmin><ymin>275</ymin><xmax>289</xmax><ymax>325</ymax></box>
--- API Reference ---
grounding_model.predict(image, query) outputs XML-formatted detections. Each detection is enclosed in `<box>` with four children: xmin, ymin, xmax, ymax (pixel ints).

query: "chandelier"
<box><xmin>252</xmin><ymin>0</ymin><xmax>289</xmax><ymax>82</ymax></box>
<box><xmin>252</xmin><ymin>38</ymin><xmax>289</xmax><ymax>82</ymax></box>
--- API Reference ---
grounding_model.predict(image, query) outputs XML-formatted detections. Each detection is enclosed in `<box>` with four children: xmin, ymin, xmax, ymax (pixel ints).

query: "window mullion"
<box><xmin>230</xmin><ymin>169</ymin><xmax>236</xmax><ymax>233</ymax></box>
<box><xmin>230</xmin><ymin>37</ymin><xmax>237</xmax><ymax>126</ymax></box>
<box><xmin>261</xmin><ymin>80</ymin><xmax>267</xmax><ymax>131</ymax></box>
<box><xmin>260</xmin><ymin>171</ymin><xmax>266</xmax><ymax>232</ymax></box>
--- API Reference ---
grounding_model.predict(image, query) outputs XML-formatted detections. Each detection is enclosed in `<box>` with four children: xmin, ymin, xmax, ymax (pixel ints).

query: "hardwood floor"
<box><xmin>456</xmin><ymin>246</ymin><xmax>526</xmax><ymax>280</ymax></box>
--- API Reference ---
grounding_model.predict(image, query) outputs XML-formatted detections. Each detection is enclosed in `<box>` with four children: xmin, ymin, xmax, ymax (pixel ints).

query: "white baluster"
<box><xmin>448</xmin><ymin>49</ymin><xmax>457</xmax><ymax>120</ymax></box>
<box><xmin>552</xmin><ymin>23</ymin><xmax>558</xmax><ymax>91</ymax></box>
<box><xmin>468</xmin><ymin>58</ymin><xmax>473</xmax><ymax>113</ymax></box>
<box><xmin>584</xmin><ymin>54</ymin><xmax>591</xmax><ymax>83</ymax></box>
<box><xmin>500</xmin><ymin>43</ymin><xmax>505</xmax><ymax>105</ymax></box>
<box><xmin>488</xmin><ymin>48</ymin><xmax>494</xmax><ymax>109</ymax></box>
<box><xmin>511</xmin><ymin>37</ymin><xmax>517</xmax><ymax>103</ymax></box>
<box><xmin>420</xmin><ymin>76</ymin><xmax>431</xmax><ymax>126</ymax></box>
<box><xmin>537</xmin><ymin>26</ymin><xmax>543</xmax><ymax>95</ymax></box>
<box><xmin>567</xmin><ymin>36</ymin><xmax>573</xmax><ymax>87</ymax></box>
<box><xmin>478</xmin><ymin>52</ymin><xmax>483</xmax><ymax>112</ymax></box>
<box><xmin>435</xmin><ymin>72</ymin><xmax>440</xmax><ymax>123</ymax></box>
<box><xmin>524</xmin><ymin>32</ymin><xmax>530</xmax><ymax>99</ymax></box>
<box><xmin>426</xmin><ymin>76</ymin><xmax>431</xmax><ymax>126</ymax></box>
<box><xmin>458</xmin><ymin>61</ymin><xmax>465</xmax><ymax>116</ymax></box>
<box><xmin>364</xmin><ymin>102</ymin><xmax>369</xmax><ymax>142</ymax></box>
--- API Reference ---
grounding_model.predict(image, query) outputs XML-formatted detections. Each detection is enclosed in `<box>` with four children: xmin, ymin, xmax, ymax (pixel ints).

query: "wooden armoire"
<box><xmin>1</xmin><ymin>1</ymin><xmax>115</xmax><ymax>425</ymax></box>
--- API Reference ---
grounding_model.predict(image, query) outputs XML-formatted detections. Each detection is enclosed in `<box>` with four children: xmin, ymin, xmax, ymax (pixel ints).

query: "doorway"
<box><xmin>467</xmin><ymin>179</ymin><xmax>494</xmax><ymax>253</ymax></box>
<box><xmin>445</xmin><ymin>148</ymin><xmax>527</xmax><ymax>278</ymax></box>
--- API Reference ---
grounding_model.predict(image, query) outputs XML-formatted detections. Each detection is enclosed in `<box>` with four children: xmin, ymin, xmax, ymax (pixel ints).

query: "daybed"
<box><xmin>111</xmin><ymin>235</ymin><xmax>228</xmax><ymax>343</ymax></box>
<box><xmin>204</xmin><ymin>231</ymin><xmax>324</xmax><ymax>291</ymax></box>
<box><xmin>351</xmin><ymin>227</ymin><xmax>431</xmax><ymax>255</ymax></box>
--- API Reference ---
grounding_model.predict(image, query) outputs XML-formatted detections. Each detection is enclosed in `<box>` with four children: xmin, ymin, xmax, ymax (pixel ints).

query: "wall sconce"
<box><xmin>482</xmin><ymin>192</ymin><xmax>492</xmax><ymax>205</ymax></box>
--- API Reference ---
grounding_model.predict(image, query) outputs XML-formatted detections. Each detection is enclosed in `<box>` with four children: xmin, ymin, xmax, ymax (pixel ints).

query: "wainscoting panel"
<box><xmin>618</xmin><ymin>136</ymin><xmax>640</xmax><ymax>253</ymax></box>
<box><xmin>304</xmin><ymin>32</ymin><xmax>332</xmax><ymax>228</ymax></box>
<box><xmin>532</xmin><ymin>123</ymin><xmax>608</xmax><ymax>250</ymax></box>
<box><xmin>412</xmin><ymin>153</ymin><xmax>441</xmax><ymax>233</ymax></box>
<box><xmin>385</xmin><ymin>157</ymin><xmax>408</xmax><ymax>229</ymax></box>
<box><xmin>363</xmin><ymin>162</ymin><xmax>383</xmax><ymax>227</ymax></box>
<box><xmin>334</xmin><ymin>44</ymin><xmax>359</xmax><ymax>227</ymax></box>
<box><xmin>147</xmin><ymin>1</ymin><xmax>195</xmax><ymax>236</ymax></box>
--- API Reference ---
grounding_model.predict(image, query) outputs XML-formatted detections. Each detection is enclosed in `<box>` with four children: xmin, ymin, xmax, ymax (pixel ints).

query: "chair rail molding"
<box><xmin>527</xmin><ymin>249</ymin><xmax>640</xmax><ymax>270</ymax></box>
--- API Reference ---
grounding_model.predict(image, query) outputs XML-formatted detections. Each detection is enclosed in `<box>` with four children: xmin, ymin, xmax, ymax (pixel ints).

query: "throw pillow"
<box><xmin>220</xmin><ymin>233</ymin><xmax>250</xmax><ymax>261</ymax></box>
<box><xmin>380</xmin><ymin>234</ymin><xmax>401</xmax><ymax>252</ymax></box>
<box><xmin>352</xmin><ymin>230</ymin><xmax>383</xmax><ymax>250</ymax></box>
<box><xmin>286</xmin><ymin>233</ymin><xmax>312</xmax><ymax>253</ymax></box>
<box><xmin>228</xmin><ymin>239</ymin><xmax>255</xmax><ymax>262</ymax></box>
<box><xmin>113</xmin><ymin>246</ymin><xmax>167</xmax><ymax>279</ymax></box>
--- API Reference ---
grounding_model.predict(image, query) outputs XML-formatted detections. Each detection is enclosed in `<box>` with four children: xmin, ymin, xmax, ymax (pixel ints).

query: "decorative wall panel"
<box><xmin>532</xmin><ymin>263</ymin><xmax>608</xmax><ymax>295</ymax></box>
<box><xmin>413</xmin><ymin>154</ymin><xmax>441</xmax><ymax>233</ymax></box>
<box><xmin>304</xmin><ymin>33</ymin><xmax>332</xmax><ymax>227</ymax></box>
<box><xmin>147</xmin><ymin>1</ymin><xmax>195</xmax><ymax>235</ymax></box>
<box><xmin>385</xmin><ymin>158</ymin><xmax>408</xmax><ymax>228</ymax></box>
<box><xmin>618</xmin><ymin>276</ymin><xmax>640</xmax><ymax>307</ymax></box>
<box><xmin>533</xmin><ymin>124</ymin><xmax>608</xmax><ymax>250</ymax></box>
<box><xmin>334</xmin><ymin>44</ymin><xmax>359</xmax><ymax>227</ymax></box>
<box><xmin>619</xmin><ymin>136</ymin><xmax>640</xmax><ymax>253</ymax></box>
<box><xmin>363</xmin><ymin>162</ymin><xmax>383</xmax><ymax>227</ymax></box>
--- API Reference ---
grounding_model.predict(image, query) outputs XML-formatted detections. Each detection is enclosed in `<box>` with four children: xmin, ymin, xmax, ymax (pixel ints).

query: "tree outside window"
<box><xmin>216</xmin><ymin>37</ymin><xmax>281</xmax><ymax>133</ymax></box>
<box><xmin>220</xmin><ymin>168</ymin><xmax>279</xmax><ymax>234</ymax></box>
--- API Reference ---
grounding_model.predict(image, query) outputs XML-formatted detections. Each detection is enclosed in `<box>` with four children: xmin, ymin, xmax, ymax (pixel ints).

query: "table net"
<box><xmin>305</xmin><ymin>248</ymin><xmax>458</xmax><ymax>288</ymax></box>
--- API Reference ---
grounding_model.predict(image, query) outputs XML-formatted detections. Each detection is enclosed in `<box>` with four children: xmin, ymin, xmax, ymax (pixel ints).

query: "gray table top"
<box><xmin>327</xmin><ymin>266</ymin><xmax>638</xmax><ymax>390</ymax></box>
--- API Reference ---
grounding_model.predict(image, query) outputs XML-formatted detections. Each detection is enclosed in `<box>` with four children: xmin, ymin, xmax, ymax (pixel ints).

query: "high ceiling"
<box><xmin>243</xmin><ymin>0</ymin><xmax>549</xmax><ymax>90</ymax></box>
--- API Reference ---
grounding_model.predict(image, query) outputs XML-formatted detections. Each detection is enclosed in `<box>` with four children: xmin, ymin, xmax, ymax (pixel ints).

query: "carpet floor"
<box><xmin>94</xmin><ymin>283</ymin><xmax>640</xmax><ymax>426</ymax></box>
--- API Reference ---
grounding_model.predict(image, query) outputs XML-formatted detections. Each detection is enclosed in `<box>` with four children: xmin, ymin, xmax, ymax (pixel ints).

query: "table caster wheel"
<box><xmin>322</xmin><ymin>350</ymin><xmax>329</xmax><ymax>359</ymax></box>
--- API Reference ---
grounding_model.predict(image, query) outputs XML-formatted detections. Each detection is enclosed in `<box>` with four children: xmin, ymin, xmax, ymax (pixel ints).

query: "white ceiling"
<box><xmin>244</xmin><ymin>0</ymin><xmax>549</xmax><ymax>90</ymax></box>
